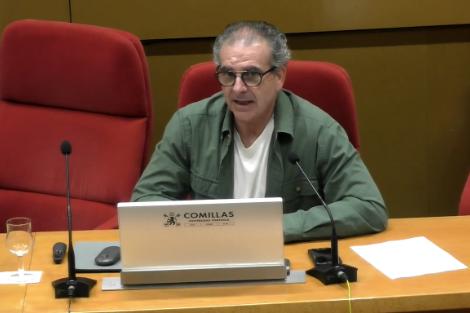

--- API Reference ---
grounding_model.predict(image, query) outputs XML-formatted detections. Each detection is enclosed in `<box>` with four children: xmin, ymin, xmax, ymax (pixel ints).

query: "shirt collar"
<box><xmin>221</xmin><ymin>90</ymin><xmax>295</xmax><ymax>140</ymax></box>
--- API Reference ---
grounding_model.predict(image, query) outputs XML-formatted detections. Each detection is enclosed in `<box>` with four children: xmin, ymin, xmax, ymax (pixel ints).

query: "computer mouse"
<box><xmin>52</xmin><ymin>242</ymin><xmax>67</xmax><ymax>264</ymax></box>
<box><xmin>94</xmin><ymin>245</ymin><xmax>120</xmax><ymax>266</ymax></box>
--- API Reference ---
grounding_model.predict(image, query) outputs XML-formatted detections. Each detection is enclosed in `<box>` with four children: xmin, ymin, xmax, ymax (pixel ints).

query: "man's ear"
<box><xmin>276</xmin><ymin>65</ymin><xmax>287</xmax><ymax>89</ymax></box>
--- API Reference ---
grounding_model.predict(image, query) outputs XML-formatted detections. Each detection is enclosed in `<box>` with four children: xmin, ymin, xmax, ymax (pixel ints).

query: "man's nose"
<box><xmin>232</xmin><ymin>75</ymin><xmax>248</xmax><ymax>92</ymax></box>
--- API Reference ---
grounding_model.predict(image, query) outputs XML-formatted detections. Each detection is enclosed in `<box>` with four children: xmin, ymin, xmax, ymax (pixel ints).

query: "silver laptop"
<box><xmin>117</xmin><ymin>197</ymin><xmax>287</xmax><ymax>285</ymax></box>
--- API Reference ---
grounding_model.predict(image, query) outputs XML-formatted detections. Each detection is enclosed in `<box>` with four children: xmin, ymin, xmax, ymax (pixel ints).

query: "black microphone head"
<box><xmin>60</xmin><ymin>141</ymin><xmax>72</xmax><ymax>155</ymax></box>
<box><xmin>287</xmin><ymin>152</ymin><xmax>300</xmax><ymax>164</ymax></box>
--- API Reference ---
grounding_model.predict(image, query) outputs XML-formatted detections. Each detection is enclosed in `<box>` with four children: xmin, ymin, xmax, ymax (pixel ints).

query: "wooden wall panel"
<box><xmin>0</xmin><ymin>0</ymin><xmax>69</xmax><ymax>36</ymax></box>
<box><xmin>71</xmin><ymin>0</ymin><xmax>470</xmax><ymax>40</ymax></box>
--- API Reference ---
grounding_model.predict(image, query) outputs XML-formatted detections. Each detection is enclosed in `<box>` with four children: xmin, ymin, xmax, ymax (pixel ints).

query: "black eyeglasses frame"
<box><xmin>215</xmin><ymin>66</ymin><xmax>277</xmax><ymax>87</ymax></box>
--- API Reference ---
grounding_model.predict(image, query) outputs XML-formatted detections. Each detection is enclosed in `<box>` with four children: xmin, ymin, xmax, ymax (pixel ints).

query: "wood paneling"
<box><xmin>0</xmin><ymin>0</ymin><xmax>69</xmax><ymax>35</ymax></box>
<box><xmin>71</xmin><ymin>0</ymin><xmax>470</xmax><ymax>40</ymax></box>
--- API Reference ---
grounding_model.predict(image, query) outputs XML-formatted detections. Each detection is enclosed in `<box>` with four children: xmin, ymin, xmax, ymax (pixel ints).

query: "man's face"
<box><xmin>218</xmin><ymin>40</ymin><xmax>286</xmax><ymax>128</ymax></box>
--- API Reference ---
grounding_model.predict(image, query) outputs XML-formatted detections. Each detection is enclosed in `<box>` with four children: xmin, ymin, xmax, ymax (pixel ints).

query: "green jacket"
<box><xmin>132</xmin><ymin>90</ymin><xmax>388</xmax><ymax>242</ymax></box>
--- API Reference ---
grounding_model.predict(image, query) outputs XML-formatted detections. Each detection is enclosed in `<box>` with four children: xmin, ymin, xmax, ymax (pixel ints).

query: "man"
<box><xmin>132</xmin><ymin>21</ymin><xmax>388</xmax><ymax>242</ymax></box>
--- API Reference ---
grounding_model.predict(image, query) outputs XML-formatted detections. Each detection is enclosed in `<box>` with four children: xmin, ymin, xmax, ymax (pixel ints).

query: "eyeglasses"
<box><xmin>215</xmin><ymin>66</ymin><xmax>276</xmax><ymax>87</ymax></box>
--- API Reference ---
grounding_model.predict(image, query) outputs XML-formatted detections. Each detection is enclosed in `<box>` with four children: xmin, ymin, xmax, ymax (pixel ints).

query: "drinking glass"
<box><xmin>5</xmin><ymin>217</ymin><xmax>33</xmax><ymax>283</ymax></box>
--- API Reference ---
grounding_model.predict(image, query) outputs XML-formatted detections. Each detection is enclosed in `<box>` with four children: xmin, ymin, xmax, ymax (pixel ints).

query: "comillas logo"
<box><xmin>183</xmin><ymin>211</ymin><xmax>234</xmax><ymax>219</ymax></box>
<box><xmin>163</xmin><ymin>212</ymin><xmax>181</xmax><ymax>227</ymax></box>
<box><xmin>163</xmin><ymin>210</ymin><xmax>235</xmax><ymax>227</ymax></box>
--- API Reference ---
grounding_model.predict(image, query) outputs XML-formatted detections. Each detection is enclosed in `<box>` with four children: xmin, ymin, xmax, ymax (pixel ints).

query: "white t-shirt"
<box><xmin>233</xmin><ymin>117</ymin><xmax>274</xmax><ymax>198</ymax></box>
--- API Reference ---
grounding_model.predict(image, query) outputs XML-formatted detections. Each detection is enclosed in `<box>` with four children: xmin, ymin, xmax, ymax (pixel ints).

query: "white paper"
<box><xmin>0</xmin><ymin>271</ymin><xmax>42</xmax><ymax>284</ymax></box>
<box><xmin>351</xmin><ymin>236</ymin><xmax>467</xmax><ymax>279</ymax></box>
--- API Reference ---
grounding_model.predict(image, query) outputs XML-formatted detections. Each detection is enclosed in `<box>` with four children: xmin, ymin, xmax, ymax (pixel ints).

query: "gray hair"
<box><xmin>213</xmin><ymin>21</ymin><xmax>291</xmax><ymax>68</ymax></box>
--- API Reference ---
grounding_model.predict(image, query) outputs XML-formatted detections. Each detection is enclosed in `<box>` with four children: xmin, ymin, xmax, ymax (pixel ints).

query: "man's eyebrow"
<box><xmin>218</xmin><ymin>65</ymin><xmax>262</xmax><ymax>72</ymax></box>
<box><xmin>218</xmin><ymin>65</ymin><xmax>233</xmax><ymax>72</ymax></box>
<box><xmin>244</xmin><ymin>66</ymin><xmax>262</xmax><ymax>72</ymax></box>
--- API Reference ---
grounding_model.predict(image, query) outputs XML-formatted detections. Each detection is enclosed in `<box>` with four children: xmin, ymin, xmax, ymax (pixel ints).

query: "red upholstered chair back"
<box><xmin>0</xmin><ymin>20</ymin><xmax>153</xmax><ymax>232</ymax></box>
<box><xmin>177</xmin><ymin>60</ymin><xmax>360</xmax><ymax>149</ymax></box>
<box><xmin>458</xmin><ymin>173</ymin><xmax>470</xmax><ymax>215</ymax></box>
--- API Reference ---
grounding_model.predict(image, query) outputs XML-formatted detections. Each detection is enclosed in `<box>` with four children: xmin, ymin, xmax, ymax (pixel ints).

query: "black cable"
<box><xmin>68</xmin><ymin>0</ymin><xmax>73</xmax><ymax>23</ymax></box>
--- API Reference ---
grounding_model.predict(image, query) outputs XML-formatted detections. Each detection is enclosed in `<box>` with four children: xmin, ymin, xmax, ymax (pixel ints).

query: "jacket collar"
<box><xmin>273</xmin><ymin>90</ymin><xmax>295</xmax><ymax>140</ymax></box>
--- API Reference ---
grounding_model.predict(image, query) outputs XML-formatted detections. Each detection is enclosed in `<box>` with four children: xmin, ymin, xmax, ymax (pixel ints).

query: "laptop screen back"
<box><xmin>117</xmin><ymin>197</ymin><xmax>284</xmax><ymax>270</ymax></box>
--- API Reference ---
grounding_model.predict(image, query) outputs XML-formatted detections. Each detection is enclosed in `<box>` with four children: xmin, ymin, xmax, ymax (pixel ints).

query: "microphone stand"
<box><xmin>53</xmin><ymin>141</ymin><xmax>96</xmax><ymax>298</ymax></box>
<box><xmin>289</xmin><ymin>153</ymin><xmax>357</xmax><ymax>285</ymax></box>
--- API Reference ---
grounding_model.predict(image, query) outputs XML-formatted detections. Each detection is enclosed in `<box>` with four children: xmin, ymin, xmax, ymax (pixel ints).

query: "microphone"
<box><xmin>53</xmin><ymin>140</ymin><xmax>96</xmax><ymax>298</ymax></box>
<box><xmin>61</xmin><ymin>140</ymin><xmax>72</xmax><ymax>155</ymax></box>
<box><xmin>288</xmin><ymin>152</ymin><xmax>357</xmax><ymax>285</ymax></box>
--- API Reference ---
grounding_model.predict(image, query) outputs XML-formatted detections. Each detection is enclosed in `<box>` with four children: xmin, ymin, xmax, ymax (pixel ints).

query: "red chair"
<box><xmin>0</xmin><ymin>20</ymin><xmax>153</xmax><ymax>232</ymax></box>
<box><xmin>178</xmin><ymin>60</ymin><xmax>360</xmax><ymax>149</ymax></box>
<box><xmin>459</xmin><ymin>173</ymin><xmax>470</xmax><ymax>215</ymax></box>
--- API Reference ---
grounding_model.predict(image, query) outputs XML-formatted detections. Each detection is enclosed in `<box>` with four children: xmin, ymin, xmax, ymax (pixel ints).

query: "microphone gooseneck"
<box><xmin>288</xmin><ymin>151</ymin><xmax>357</xmax><ymax>285</ymax></box>
<box><xmin>62</xmin><ymin>141</ymin><xmax>76</xmax><ymax>281</ymax></box>
<box><xmin>287</xmin><ymin>152</ymin><xmax>339</xmax><ymax>266</ymax></box>
<box><xmin>52</xmin><ymin>140</ymin><xmax>96</xmax><ymax>298</ymax></box>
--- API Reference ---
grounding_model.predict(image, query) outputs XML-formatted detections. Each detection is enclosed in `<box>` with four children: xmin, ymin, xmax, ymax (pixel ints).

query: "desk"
<box><xmin>4</xmin><ymin>216</ymin><xmax>470</xmax><ymax>313</ymax></box>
